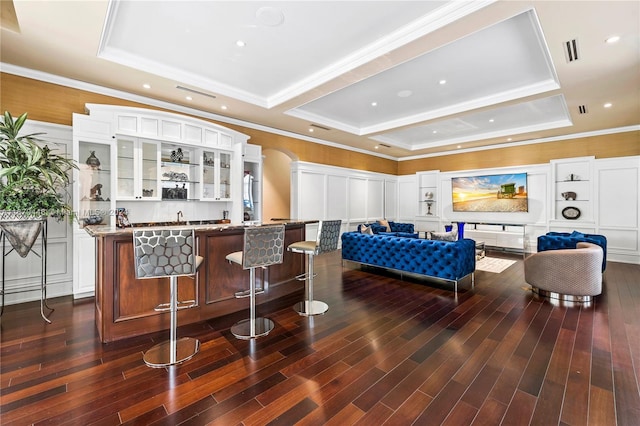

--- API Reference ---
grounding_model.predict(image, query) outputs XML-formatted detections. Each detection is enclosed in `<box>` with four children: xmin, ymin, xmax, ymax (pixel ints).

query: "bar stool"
<box><xmin>288</xmin><ymin>219</ymin><xmax>341</xmax><ymax>316</ymax></box>
<box><xmin>226</xmin><ymin>225</ymin><xmax>285</xmax><ymax>339</ymax></box>
<box><xmin>133</xmin><ymin>228</ymin><xmax>203</xmax><ymax>368</ymax></box>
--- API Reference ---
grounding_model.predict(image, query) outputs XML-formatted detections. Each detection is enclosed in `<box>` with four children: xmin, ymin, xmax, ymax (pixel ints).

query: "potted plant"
<box><xmin>0</xmin><ymin>111</ymin><xmax>77</xmax><ymax>256</ymax></box>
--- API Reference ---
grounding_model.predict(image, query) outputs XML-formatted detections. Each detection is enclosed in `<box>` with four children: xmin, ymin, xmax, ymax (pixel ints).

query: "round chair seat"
<box><xmin>288</xmin><ymin>240</ymin><xmax>317</xmax><ymax>253</ymax></box>
<box><xmin>225</xmin><ymin>251</ymin><xmax>243</xmax><ymax>265</ymax></box>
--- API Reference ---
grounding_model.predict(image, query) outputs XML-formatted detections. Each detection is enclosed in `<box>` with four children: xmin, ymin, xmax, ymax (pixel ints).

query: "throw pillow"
<box><xmin>570</xmin><ymin>230</ymin><xmax>585</xmax><ymax>238</ymax></box>
<box><xmin>377</xmin><ymin>219</ymin><xmax>391</xmax><ymax>232</ymax></box>
<box><xmin>360</xmin><ymin>225</ymin><xmax>374</xmax><ymax>235</ymax></box>
<box><xmin>430</xmin><ymin>229</ymin><xmax>458</xmax><ymax>241</ymax></box>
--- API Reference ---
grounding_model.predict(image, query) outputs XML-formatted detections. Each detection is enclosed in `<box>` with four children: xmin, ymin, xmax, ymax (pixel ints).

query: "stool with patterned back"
<box><xmin>226</xmin><ymin>225</ymin><xmax>285</xmax><ymax>339</ymax></box>
<box><xmin>287</xmin><ymin>220</ymin><xmax>341</xmax><ymax>316</ymax></box>
<box><xmin>133</xmin><ymin>228</ymin><xmax>203</xmax><ymax>368</ymax></box>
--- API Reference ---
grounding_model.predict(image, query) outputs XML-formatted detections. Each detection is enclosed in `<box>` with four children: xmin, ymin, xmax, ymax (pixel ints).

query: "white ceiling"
<box><xmin>1</xmin><ymin>1</ymin><xmax>639</xmax><ymax>159</ymax></box>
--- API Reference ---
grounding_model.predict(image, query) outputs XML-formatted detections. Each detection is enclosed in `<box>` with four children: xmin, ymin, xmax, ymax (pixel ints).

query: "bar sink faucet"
<box><xmin>177</xmin><ymin>211</ymin><xmax>183</xmax><ymax>223</ymax></box>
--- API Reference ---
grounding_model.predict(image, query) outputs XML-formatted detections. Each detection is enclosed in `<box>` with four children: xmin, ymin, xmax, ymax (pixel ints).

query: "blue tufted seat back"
<box><xmin>341</xmin><ymin>232</ymin><xmax>475</xmax><ymax>281</ymax></box>
<box><xmin>357</xmin><ymin>221</ymin><xmax>416</xmax><ymax>237</ymax></box>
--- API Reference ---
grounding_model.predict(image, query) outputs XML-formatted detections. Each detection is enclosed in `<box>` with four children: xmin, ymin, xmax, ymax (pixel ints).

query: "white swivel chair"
<box><xmin>133</xmin><ymin>228</ymin><xmax>203</xmax><ymax>367</ymax></box>
<box><xmin>287</xmin><ymin>220</ymin><xmax>341</xmax><ymax>316</ymax></box>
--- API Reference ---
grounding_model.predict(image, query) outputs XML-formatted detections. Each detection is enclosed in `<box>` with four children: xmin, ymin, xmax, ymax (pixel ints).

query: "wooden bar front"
<box><xmin>94</xmin><ymin>224</ymin><xmax>306</xmax><ymax>342</ymax></box>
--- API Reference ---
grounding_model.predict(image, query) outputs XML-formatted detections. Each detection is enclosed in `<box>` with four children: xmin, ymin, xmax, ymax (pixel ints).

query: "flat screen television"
<box><xmin>452</xmin><ymin>173</ymin><xmax>528</xmax><ymax>212</ymax></box>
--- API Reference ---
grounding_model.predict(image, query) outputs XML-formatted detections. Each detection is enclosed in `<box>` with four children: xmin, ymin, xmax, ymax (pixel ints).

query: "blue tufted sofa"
<box><xmin>537</xmin><ymin>231</ymin><xmax>607</xmax><ymax>271</ymax></box>
<box><xmin>341</xmin><ymin>232</ymin><xmax>476</xmax><ymax>292</ymax></box>
<box><xmin>357</xmin><ymin>221</ymin><xmax>417</xmax><ymax>238</ymax></box>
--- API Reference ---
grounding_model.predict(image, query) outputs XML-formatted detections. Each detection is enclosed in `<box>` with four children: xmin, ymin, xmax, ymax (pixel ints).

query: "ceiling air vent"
<box><xmin>564</xmin><ymin>39</ymin><xmax>580</xmax><ymax>62</ymax></box>
<box><xmin>176</xmin><ymin>85</ymin><xmax>217</xmax><ymax>99</ymax></box>
<box><xmin>310</xmin><ymin>124</ymin><xmax>331</xmax><ymax>131</ymax></box>
<box><xmin>578</xmin><ymin>105</ymin><xmax>588</xmax><ymax>114</ymax></box>
<box><xmin>379</xmin><ymin>143</ymin><xmax>392</xmax><ymax>148</ymax></box>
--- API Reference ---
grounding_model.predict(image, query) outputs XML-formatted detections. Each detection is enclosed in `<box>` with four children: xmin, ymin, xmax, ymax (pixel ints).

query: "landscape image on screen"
<box><xmin>452</xmin><ymin>173</ymin><xmax>528</xmax><ymax>212</ymax></box>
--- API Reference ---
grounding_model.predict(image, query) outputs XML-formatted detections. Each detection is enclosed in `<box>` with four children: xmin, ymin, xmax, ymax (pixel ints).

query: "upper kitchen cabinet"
<box><xmin>201</xmin><ymin>149</ymin><xmax>233</xmax><ymax>201</ymax></box>
<box><xmin>116</xmin><ymin>137</ymin><xmax>161</xmax><ymax>200</ymax></box>
<box><xmin>75</xmin><ymin>105</ymin><xmax>250</xmax><ymax>223</ymax></box>
<box><xmin>72</xmin><ymin>113</ymin><xmax>116</xmax><ymax>228</ymax></box>
<box><xmin>160</xmin><ymin>143</ymin><xmax>200</xmax><ymax>201</ymax></box>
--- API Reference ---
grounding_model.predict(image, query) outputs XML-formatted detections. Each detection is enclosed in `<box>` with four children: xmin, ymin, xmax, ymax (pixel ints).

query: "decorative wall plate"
<box><xmin>562</xmin><ymin>206</ymin><xmax>581</xmax><ymax>220</ymax></box>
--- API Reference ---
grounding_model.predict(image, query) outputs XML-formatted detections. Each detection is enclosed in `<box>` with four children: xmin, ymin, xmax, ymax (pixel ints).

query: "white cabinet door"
<box><xmin>201</xmin><ymin>149</ymin><xmax>233</xmax><ymax>201</ymax></box>
<box><xmin>116</xmin><ymin>137</ymin><xmax>161</xmax><ymax>200</ymax></box>
<box><xmin>160</xmin><ymin>144</ymin><xmax>200</xmax><ymax>201</ymax></box>
<box><xmin>72</xmin><ymin>231</ymin><xmax>96</xmax><ymax>298</ymax></box>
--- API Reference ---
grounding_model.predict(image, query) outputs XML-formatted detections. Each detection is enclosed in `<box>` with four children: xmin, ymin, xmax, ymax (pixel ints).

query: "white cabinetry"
<box><xmin>160</xmin><ymin>144</ymin><xmax>200</xmax><ymax>201</ymax></box>
<box><xmin>243</xmin><ymin>144</ymin><xmax>262</xmax><ymax>223</ymax></box>
<box><xmin>417</xmin><ymin>171</ymin><xmax>439</xmax><ymax>217</ymax></box>
<box><xmin>550</xmin><ymin>157</ymin><xmax>593</xmax><ymax>223</ymax></box>
<box><xmin>463</xmin><ymin>223</ymin><xmax>526</xmax><ymax>252</ymax></box>
<box><xmin>72</xmin><ymin>114</ymin><xmax>117</xmax><ymax>298</ymax></box>
<box><xmin>116</xmin><ymin>137</ymin><xmax>161</xmax><ymax>200</ymax></box>
<box><xmin>201</xmin><ymin>149</ymin><xmax>233</xmax><ymax>201</ymax></box>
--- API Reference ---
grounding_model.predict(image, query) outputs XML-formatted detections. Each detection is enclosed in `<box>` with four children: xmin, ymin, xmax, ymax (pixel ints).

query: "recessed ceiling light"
<box><xmin>308</xmin><ymin>128</ymin><xmax>314</xmax><ymax>132</ymax></box>
<box><xmin>371</xmin><ymin>102</ymin><xmax>377</xmax><ymax>107</ymax></box>
<box><xmin>374</xmin><ymin>145</ymin><xmax>379</xmax><ymax>150</ymax></box>
<box><xmin>432</xmin><ymin>130</ymin><xmax>437</xmax><ymax>134</ymax></box>
<box><xmin>507</xmin><ymin>138</ymin><xmax>512</xmax><ymax>141</ymax></box>
<box><xmin>397</xmin><ymin>90</ymin><xmax>412</xmax><ymax>98</ymax></box>
<box><xmin>236</xmin><ymin>40</ymin><xmax>246</xmax><ymax>47</ymax></box>
<box><xmin>439</xmin><ymin>80</ymin><xmax>447</xmax><ymax>85</ymax></box>
<box><xmin>185</xmin><ymin>96</ymin><xmax>192</xmax><ymax>101</ymax></box>
<box><xmin>457</xmin><ymin>145</ymin><xmax>462</xmax><ymax>149</ymax></box>
<box><xmin>606</xmin><ymin>36</ymin><xmax>620</xmax><ymax>44</ymax></box>
<box><xmin>604</xmin><ymin>102</ymin><xmax>612</xmax><ymax>108</ymax></box>
<box><xmin>221</xmin><ymin>105</ymin><xmax>228</xmax><ymax>110</ymax></box>
<box><xmin>489</xmin><ymin>119</ymin><xmax>495</xmax><ymax>123</ymax></box>
<box><xmin>142</xmin><ymin>83</ymin><xmax>151</xmax><ymax>89</ymax></box>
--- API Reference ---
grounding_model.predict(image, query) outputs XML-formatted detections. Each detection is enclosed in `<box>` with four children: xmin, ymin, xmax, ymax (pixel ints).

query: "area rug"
<box><xmin>475</xmin><ymin>257</ymin><xmax>517</xmax><ymax>273</ymax></box>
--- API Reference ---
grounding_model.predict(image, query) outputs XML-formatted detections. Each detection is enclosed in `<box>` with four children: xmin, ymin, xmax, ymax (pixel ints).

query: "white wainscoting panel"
<box><xmin>598</xmin><ymin>167</ymin><xmax>638</xmax><ymax>228</ymax></box>
<box><xmin>3</xmin><ymin>121</ymin><xmax>75</xmax><ymax>305</ymax></box>
<box><xmin>298</xmin><ymin>172</ymin><xmax>325</xmax><ymax>220</ymax></box>
<box><xmin>327</xmin><ymin>175</ymin><xmax>348</xmax><ymax>220</ymax></box>
<box><xmin>349</xmin><ymin>177</ymin><xmax>368</xmax><ymax>220</ymax></box>
<box><xmin>290</xmin><ymin>161</ymin><xmax>397</xmax><ymax>232</ymax></box>
<box><xmin>367</xmin><ymin>179</ymin><xmax>384</xmax><ymax>219</ymax></box>
<box><xmin>398</xmin><ymin>175</ymin><xmax>417</xmax><ymax>220</ymax></box>
<box><xmin>385</xmin><ymin>180</ymin><xmax>398</xmax><ymax>220</ymax></box>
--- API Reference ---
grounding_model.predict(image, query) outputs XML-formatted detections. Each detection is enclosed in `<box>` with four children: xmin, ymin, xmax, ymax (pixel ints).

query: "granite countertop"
<box><xmin>83</xmin><ymin>219</ymin><xmax>316</xmax><ymax>237</ymax></box>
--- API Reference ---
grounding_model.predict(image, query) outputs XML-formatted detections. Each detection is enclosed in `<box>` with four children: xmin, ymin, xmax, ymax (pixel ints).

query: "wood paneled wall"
<box><xmin>0</xmin><ymin>73</ymin><xmax>397</xmax><ymax>175</ymax></box>
<box><xmin>398</xmin><ymin>131</ymin><xmax>640</xmax><ymax>175</ymax></box>
<box><xmin>3</xmin><ymin>72</ymin><xmax>638</xmax><ymax>177</ymax></box>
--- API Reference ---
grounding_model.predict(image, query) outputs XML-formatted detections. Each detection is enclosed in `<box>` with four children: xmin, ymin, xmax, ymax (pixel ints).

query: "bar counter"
<box><xmin>85</xmin><ymin>221</ymin><xmax>311</xmax><ymax>342</ymax></box>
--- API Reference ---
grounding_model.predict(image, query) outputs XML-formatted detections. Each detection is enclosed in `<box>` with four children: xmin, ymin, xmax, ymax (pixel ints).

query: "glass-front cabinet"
<box><xmin>116</xmin><ymin>137</ymin><xmax>160</xmax><ymax>200</ymax></box>
<box><xmin>77</xmin><ymin>140</ymin><xmax>113</xmax><ymax>226</ymax></box>
<box><xmin>201</xmin><ymin>149</ymin><xmax>233</xmax><ymax>201</ymax></box>
<box><xmin>160</xmin><ymin>144</ymin><xmax>199</xmax><ymax>201</ymax></box>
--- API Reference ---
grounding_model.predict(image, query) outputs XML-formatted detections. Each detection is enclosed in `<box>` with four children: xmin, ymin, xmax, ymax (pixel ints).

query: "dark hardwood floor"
<box><xmin>1</xmin><ymin>251</ymin><xmax>639</xmax><ymax>425</ymax></box>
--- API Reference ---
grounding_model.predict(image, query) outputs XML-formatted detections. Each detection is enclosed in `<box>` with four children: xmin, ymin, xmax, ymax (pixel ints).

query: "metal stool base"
<box><xmin>294</xmin><ymin>300</ymin><xmax>328</xmax><ymax>316</ymax></box>
<box><xmin>143</xmin><ymin>337</ymin><xmax>200</xmax><ymax>368</ymax></box>
<box><xmin>231</xmin><ymin>317</ymin><xmax>274</xmax><ymax>340</ymax></box>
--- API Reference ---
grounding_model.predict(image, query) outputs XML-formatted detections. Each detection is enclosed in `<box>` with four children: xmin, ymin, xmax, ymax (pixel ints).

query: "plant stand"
<box><xmin>0</xmin><ymin>215</ymin><xmax>52</xmax><ymax>323</ymax></box>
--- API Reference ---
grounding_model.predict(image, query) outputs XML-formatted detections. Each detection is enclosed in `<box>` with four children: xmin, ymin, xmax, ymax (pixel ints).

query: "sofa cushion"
<box><xmin>379</xmin><ymin>231</ymin><xmax>419</xmax><ymax>239</ymax></box>
<box><xmin>377</xmin><ymin>219</ymin><xmax>391</xmax><ymax>232</ymax></box>
<box><xmin>389</xmin><ymin>221</ymin><xmax>415</xmax><ymax>233</ymax></box>
<box><xmin>430</xmin><ymin>229</ymin><xmax>458</xmax><ymax>241</ymax></box>
<box><xmin>359</xmin><ymin>222</ymin><xmax>410</xmax><ymax>234</ymax></box>
<box><xmin>360</xmin><ymin>225</ymin><xmax>374</xmax><ymax>235</ymax></box>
